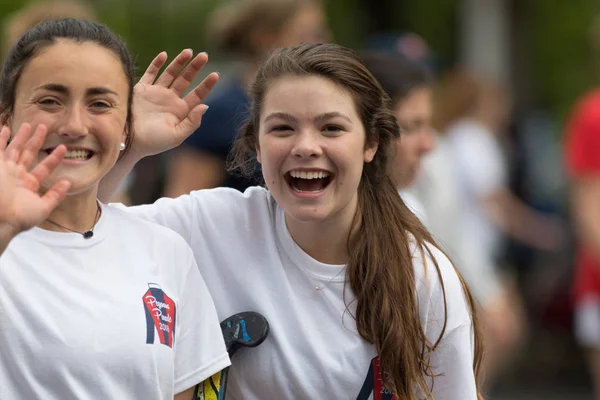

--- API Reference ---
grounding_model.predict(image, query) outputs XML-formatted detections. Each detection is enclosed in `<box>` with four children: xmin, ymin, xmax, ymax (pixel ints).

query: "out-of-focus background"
<box><xmin>3</xmin><ymin>1</ymin><xmax>600</xmax><ymax>399</ymax></box>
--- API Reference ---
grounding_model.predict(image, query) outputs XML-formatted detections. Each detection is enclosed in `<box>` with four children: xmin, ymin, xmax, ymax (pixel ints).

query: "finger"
<box><xmin>0</xmin><ymin>125</ymin><xmax>10</xmax><ymax>153</ymax></box>
<box><xmin>182</xmin><ymin>72</ymin><xmax>219</xmax><ymax>110</ymax></box>
<box><xmin>169</xmin><ymin>52</ymin><xmax>209</xmax><ymax>96</ymax></box>
<box><xmin>138</xmin><ymin>51</ymin><xmax>168</xmax><ymax>85</ymax></box>
<box><xmin>6</xmin><ymin>123</ymin><xmax>32</xmax><ymax>162</ymax></box>
<box><xmin>17</xmin><ymin>124</ymin><xmax>48</xmax><ymax>168</ymax></box>
<box><xmin>175</xmin><ymin>104</ymin><xmax>209</xmax><ymax>138</ymax></box>
<box><xmin>29</xmin><ymin>144</ymin><xmax>66</xmax><ymax>185</ymax></box>
<box><xmin>154</xmin><ymin>49</ymin><xmax>194</xmax><ymax>88</ymax></box>
<box><xmin>41</xmin><ymin>179</ymin><xmax>71</xmax><ymax>212</ymax></box>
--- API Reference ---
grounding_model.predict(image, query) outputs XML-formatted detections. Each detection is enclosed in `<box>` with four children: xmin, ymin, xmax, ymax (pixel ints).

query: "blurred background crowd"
<box><xmin>2</xmin><ymin>0</ymin><xmax>600</xmax><ymax>399</ymax></box>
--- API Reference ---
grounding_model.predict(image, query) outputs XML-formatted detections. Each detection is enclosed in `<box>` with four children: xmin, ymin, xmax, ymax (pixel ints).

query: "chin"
<box><xmin>285</xmin><ymin>207</ymin><xmax>330</xmax><ymax>224</ymax></box>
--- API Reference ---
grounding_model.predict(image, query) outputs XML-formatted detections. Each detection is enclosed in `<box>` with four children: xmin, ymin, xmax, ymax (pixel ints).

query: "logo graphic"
<box><xmin>356</xmin><ymin>357</ymin><xmax>396</xmax><ymax>400</ymax></box>
<box><xmin>143</xmin><ymin>283</ymin><xmax>176</xmax><ymax>348</ymax></box>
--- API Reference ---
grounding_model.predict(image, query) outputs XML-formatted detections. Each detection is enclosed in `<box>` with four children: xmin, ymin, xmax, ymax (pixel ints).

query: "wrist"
<box><xmin>122</xmin><ymin>145</ymin><xmax>145</xmax><ymax>164</ymax></box>
<box><xmin>0</xmin><ymin>223</ymin><xmax>20</xmax><ymax>254</ymax></box>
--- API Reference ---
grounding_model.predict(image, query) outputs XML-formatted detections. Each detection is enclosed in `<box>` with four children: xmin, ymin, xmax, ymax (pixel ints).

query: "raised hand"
<box><xmin>0</xmin><ymin>123</ymin><xmax>70</xmax><ymax>245</ymax></box>
<box><xmin>131</xmin><ymin>49</ymin><xmax>219</xmax><ymax>159</ymax></box>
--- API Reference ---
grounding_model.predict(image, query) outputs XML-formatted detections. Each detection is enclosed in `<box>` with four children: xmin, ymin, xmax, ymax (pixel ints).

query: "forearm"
<box><xmin>98</xmin><ymin>152</ymin><xmax>141</xmax><ymax>203</ymax></box>
<box><xmin>174</xmin><ymin>386</ymin><xmax>195</xmax><ymax>400</ymax></box>
<box><xmin>484</xmin><ymin>189</ymin><xmax>553</xmax><ymax>247</ymax></box>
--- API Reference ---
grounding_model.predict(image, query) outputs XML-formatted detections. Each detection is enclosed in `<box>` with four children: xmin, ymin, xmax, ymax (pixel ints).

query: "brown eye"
<box><xmin>90</xmin><ymin>101</ymin><xmax>111</xmax><ymax>109</ymax></box>
<box><xmin>39</xmin><ymin>98</ymin><xmax>60</xmax><ymax>106</ymax></box>
<box><xmin>272</xmin><ymin>125</ymin><xmax>292</xmax><ymax>131</ymax></box>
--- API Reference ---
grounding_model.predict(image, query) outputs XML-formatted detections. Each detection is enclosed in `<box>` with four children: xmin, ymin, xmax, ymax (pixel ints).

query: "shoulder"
<box><xmin>570</xmin><ymin>89</ymin><xmax>600</xmax><ymax>119</ymax></box>
<box><xmin>104</xmin><ymin>204</ymin><xmax>193</xmax><ymax>253</ymax></box>
<box><xmin>565</xmin><ymin>89</ymin><xmax>600</xmax><ymax>137</ymax></box>
<box><xmin>410</xmin><ymin>239</ymin><xmax>472</xmax><ymax>332</ymax></box>
<box><xmin>188</xmin><ymin>186</ymin><xmax>274</xmax><ymax>226</ymax></box>
<box><xmin>188</xmin><ymin>185</ymin><xmax>270</xmax><ymax>211</ymax></box>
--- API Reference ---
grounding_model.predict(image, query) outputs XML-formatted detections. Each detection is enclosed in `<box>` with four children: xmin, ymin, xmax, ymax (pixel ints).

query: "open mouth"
<box><xmin>285</xmin><ymin>170</ymin><xmax>332</xmax><ymax>193</ymax></box>
<box><xmin>44</xmin><ymin>148</ymin><xmax>94</xmax><ymax>161</ymax></box>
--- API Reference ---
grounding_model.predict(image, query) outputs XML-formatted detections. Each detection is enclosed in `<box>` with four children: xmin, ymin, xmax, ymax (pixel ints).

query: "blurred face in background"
<box><xmin>276</xmin><ymin>1</ymin><xmax>330</xmax><ymax>47</ymax></box>
<box><xmin>393</xmin><ymin>86</ymin><xmax>435</xmax><ymax>188</ymax></box>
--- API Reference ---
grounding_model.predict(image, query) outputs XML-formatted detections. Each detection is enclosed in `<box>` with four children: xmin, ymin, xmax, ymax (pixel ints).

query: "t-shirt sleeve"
<box><xmin>173</xmin><ymin>243</ymin><xmax>230</xmax><ymax>393</ymax></box>
<box><xmin>109</xmin><ymin>194</ymin><xmax>200</xmax><ymax>245</ymax></box>
<box><xmin>415</xmin><ymin>244</ymin><xmax>478</xmax><ymax>399</ymax></box>
<box><xmin>565</xmin><ymin>95</ymin><xmax>600</xmax><ymax>177</ymax></box>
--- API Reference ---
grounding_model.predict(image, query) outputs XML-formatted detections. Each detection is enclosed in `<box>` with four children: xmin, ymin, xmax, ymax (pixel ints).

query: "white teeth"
<box><xmin>289</xmin><ymin>171</ymin><xmax>330</xmax><ymax>179</ymax></box>
<box><xmin>292</xmin><ymin>186</ymin><xmax>325</xmax><ymax>193</ymax></box>
<box><xmin>64</xmin><ymin>150</ymin><xmax>91</xmax><ymax>160</ymax></box>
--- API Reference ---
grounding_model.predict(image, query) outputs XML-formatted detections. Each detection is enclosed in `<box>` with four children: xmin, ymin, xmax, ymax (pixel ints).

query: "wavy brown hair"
<box><xmin>230</xmin><ymin>43</ymin><xmax>483</xmax><ymax>399</ymax></box>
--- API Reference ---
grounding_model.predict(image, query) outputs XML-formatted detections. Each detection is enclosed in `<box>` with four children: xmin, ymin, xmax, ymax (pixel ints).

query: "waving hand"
<box><xmin>0</xmin><ymin>124</ymin><xmax>70</xmax><ymax>252</ymax></box>
<box><xmin>131</xmin><ymin>50</ymin><xmax>219</xmax><ymax>158</ymax></box>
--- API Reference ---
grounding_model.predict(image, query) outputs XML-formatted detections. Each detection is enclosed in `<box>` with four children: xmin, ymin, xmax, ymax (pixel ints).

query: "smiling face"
<box><xmin>257</xmin><ymin>75</ymin><xmax>377</xmax><ymax>227</ymax></box>
<box><xmin>8</xmin><ymin>39</ymin><xmax>129</xmax><ymax>195</ymax></box>
<box><xmin>393</xmin><ymin>86</ymin><xmax>435</xmax><ymax>187</ymax></box>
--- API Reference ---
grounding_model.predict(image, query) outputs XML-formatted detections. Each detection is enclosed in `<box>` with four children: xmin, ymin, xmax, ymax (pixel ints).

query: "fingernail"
<box><xmin>203</xmin><ymin>106</ymin><xmax>210</xmax><ymax>115</ymax></box>
<box><xmin>216</xmin><ymin>71</ymin><xmax>220</xmax><ymax>77</ymax></box>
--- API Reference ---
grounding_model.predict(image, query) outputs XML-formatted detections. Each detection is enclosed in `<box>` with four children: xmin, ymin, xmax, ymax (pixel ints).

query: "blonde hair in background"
<box><xmin>2</xmin><ymin>0</ymin><xmax>96</xmax><ymax>58</ymax></box>
<box><xmin>206</xmin><ymin>0</ymin><xmax>317</xmax><ymax>59</ymax></box>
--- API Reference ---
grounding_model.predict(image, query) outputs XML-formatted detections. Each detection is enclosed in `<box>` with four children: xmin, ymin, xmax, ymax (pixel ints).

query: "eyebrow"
<box><xmin>263</xmin><ymin>111</ymin><xmax>352</xmax><ymax>124</ymax></box>
<box><xmin>36</xmin><ymin>83</ymin><xmax>119</xmax><ymax>97</ymax></box>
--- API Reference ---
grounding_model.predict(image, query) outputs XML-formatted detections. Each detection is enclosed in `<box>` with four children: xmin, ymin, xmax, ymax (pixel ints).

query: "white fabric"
<box><xmin>415</xmin><ymin>136</ymin><xmax>503</xmax><ymax>305</ymax></box>
<box><xmin>0</xmin><ymin>204</ymin><xmax>230</xmax><ymax>400</ymax></box>
<box><xmin>399</xmin><ymin>189</ymin><xmax>428</xmax><ymax>225</ymax></box>
<box><xmin>575</xmin><ymin>295</ymin><xmax>600</xmax><ymax>348</ymax></box>
<box><xmin>115</xmin><ymin>186</ymin><xmax>478</xmax><ymax>399</ymax></box>
<box><xmin>446</xmin><ymin>118</ymin><xmax>507</xmax><ymax>262</ymax></box>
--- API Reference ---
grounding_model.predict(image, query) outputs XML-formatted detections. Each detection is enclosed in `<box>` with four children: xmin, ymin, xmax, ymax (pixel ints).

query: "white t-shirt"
<box><xmin>117</xmin><ymin>187</ymin><xmax>477</xmax><ymax>399</ymax></box>
<box><xmin>416</xmin><ymin>136</ymin><xmax>502</xmax><ymax>305</ymax></box>
<box><xmin>0</xmin><ymin>204</ymin><xmax>230</xmax><ymax>400</ymax></box>
<box><xmin>399</xmin><ymin>188</ymin><xmax>428</xmax><ymax>225</ymax></box>
<box><xmin>446</xmin><ymin>118</ymin><xmax>507</xmax><ymax>260</ymax></box>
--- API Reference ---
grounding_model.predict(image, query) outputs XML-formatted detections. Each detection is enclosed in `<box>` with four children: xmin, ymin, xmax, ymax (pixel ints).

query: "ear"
<box><xmin>255</xmin><ymin>144</ymin><xmax>262</xmax><ymax>164</ymax></box>
<box><xmin>363</xmin><ymin>139</ymin><xmax>378</xmax><ymax>163</ymax></box>
<box><xmin>122</xmin><ymin>124</ymin><xmax>129</xmax><ymax>144</ymax></box>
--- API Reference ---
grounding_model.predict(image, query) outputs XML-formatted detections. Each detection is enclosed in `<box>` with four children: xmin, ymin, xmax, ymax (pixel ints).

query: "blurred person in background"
<box><xmin>430</xmin><ymin>67</ymin><xmax>564</xmax><ymax>389</ymax></box>
<box><xmin>360</xmin><ymin>52</ymin><xmax>435</xmax><ymax>222</ymax></box>
<box><xmin>2</xmin><ymin>0</ymin><xmax>95</xmax><ymax>59</ymax></box>
<box><xmin>564</xmin><ymin>17</ymin><xmax>600</xmax><ymax>396</ymax></box>
<box><xmin>1</xmin><ymin>0</ymin><xmax>133</xmax><ymax>205</ymax></box>
<box><xmin>163</xmin><ymin>0</ymin><xmax>330</xmax><ymax>197</ymax></box>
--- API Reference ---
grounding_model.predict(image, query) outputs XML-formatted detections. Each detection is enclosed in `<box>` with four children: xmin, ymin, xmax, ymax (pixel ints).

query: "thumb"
<box><xmin>176</xmin><ymin>104</ymin><xmax>209</xmax><ymax>140</ymax></box>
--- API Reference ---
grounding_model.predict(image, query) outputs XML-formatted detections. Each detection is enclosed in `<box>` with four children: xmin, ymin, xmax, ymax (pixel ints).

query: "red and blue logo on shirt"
<box><xmin>143</xmin><ymin>283</ymin><xmax>176</xmax><ymax>348</ymax></box>
<box><xmin>356</xmin><ymin>357</ymin><xmax>396</xmax><ymax>400</ymax></box>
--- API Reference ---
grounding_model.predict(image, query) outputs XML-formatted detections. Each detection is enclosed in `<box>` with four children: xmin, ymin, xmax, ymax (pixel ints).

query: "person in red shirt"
<box><xmin>565</xmin><ymin>88</ymin><xmax>600</xmax><ymax>399</ymax></box>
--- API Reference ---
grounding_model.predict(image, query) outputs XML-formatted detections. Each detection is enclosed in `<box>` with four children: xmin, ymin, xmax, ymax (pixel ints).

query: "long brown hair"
<box><xmin>230</xmin><ymin>43</ymin><xmax>483</xmax><ymax>399</ymax></box>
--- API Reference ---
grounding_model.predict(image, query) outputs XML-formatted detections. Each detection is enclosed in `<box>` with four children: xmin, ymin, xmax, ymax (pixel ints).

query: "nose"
<box><xmin>291</xmin><ymin>131</ymin><xmax>322</xmax><ymax>159</ymax></box>
<box><xmin>419</xmin><ymin>126</ymin><xmax>436</xmax><ymax>154</ymax></box>
<box><xmin>57</xmin><ymin>104</ymin><xmax>88</xmax><ymax>138</ymax></box>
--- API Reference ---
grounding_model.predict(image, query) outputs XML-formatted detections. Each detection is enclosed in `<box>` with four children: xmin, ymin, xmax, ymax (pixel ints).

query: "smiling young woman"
<box><xmin>0</xmin><ymin>18</ymin><xmax>229</xmax><ymax>399</ymax></box>
<box><xmin>101</xmin><ymin>42</ymin><xmax>483</xmax><ymax>399</ymax></box>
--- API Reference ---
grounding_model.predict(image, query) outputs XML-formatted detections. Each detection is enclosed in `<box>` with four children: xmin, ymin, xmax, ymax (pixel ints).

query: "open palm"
<box><xmin>0</xmin><ymin>124</ymin><xmax>70</xmax><ymax>236</ymax></box>
<box><xmin>132</xmin><ymin>50</ymin><xmax>219</xmax><ymax>158</ymax></box>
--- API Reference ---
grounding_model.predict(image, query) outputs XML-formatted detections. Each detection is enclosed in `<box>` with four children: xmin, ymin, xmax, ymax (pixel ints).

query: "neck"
<box><xmin>284</xmin><ymin>195</ymin><xmax>359</xmax><ymax>265</ymax></box>
<box><xmin>39</xmin><ymin>189</ymin><xmax>100</xmax><ymax>234</ymax></box>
